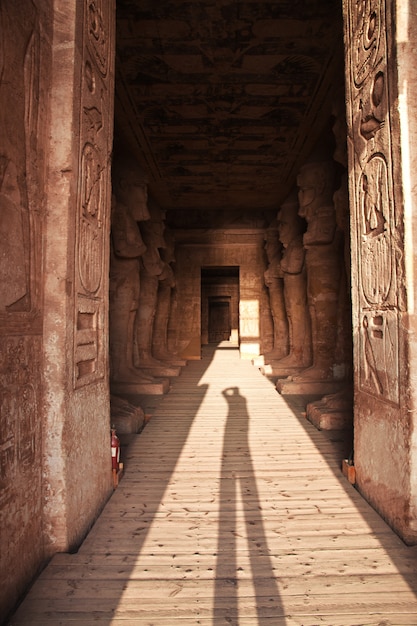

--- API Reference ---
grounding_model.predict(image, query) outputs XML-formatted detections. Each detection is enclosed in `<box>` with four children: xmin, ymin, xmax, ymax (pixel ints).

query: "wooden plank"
<box><xmin>9</xmin><ymin>345</ymin><xmax>417</xmax><ymax>624</ymax></box>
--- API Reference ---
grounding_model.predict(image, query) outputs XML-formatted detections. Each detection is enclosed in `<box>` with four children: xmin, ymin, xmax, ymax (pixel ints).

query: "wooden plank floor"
<box><xmin>10</xmin><ymin>344</ymin><xmax>417</xmax><ymax>625</ymax></box>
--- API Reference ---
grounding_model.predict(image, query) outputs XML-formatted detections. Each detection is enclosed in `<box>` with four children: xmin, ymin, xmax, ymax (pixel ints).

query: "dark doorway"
<box><xmin>208</xmin><ymin>299</ymin><xmax>231</xmax><ymax>343</ymax></box>
<box><xmin>201</xmin><ymin>267</ymin><xmax>240</xmax><ymax>345</ymax></box>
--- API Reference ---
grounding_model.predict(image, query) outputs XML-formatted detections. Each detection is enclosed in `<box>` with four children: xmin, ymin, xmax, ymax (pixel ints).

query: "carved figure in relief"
<box><xmin>359</xmin><ymin>156</ymin><xmax>391</xmax><ymax>305</ymax></box>
<box><xmin>294</xmin><ymin>161</ymin><xmax>342</xmax><ymax>381</ymax></box>
<box><xmin>262</xmin><ymin>220</ymin><xmax>288</xmax><ymax>360</ymax></box>
<box><xmin>0</xmin><ymin>159</ymin><xmax>27</xmax><ymax>309</ymax></box>
<box><xmin>362</xmin><ymin>314</ymin><xmax>384</xmax><ymax>394</ymax></box>
<box><xmin>109</xmin><ymin>156</ymin><xmax>153</xmax><ymax>384</ymax></box>
<box><xmin>134</xmin><ymin>202</ymin><xmax>174</xmax><ymax>369</ymax></box>
<box><xmin>0</xmin><ymin>2</ymin><xmax>38</xmax><ymax>312</ymax></box>
<box><xmin>274</xmin><ymin>195</ymin><xmax>312</xmax><ymax>369</ymax></box>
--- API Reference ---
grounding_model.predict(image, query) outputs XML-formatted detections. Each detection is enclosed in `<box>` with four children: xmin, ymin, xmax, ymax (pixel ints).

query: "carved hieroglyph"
<box><xmin>345</xmin><ymin>0</ymin><xmax>399</xmax><ymax>404</ymax></box>
<box><xmin>74</xmin><ymin>0</ymin><xmax>114</xmax><ymax>388</ymax></box>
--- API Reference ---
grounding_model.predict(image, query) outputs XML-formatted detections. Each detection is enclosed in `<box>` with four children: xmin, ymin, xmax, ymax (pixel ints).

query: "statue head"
<box><xmin>112</xmin><ymin>154</ymin><xmax>150</xmax><ymax>222</ymax></box>
<box><xmin>277</xmin><ymin>192</ymin><xmax>304</xmax><ymax>247</ymax></box>
<box><xmin>140</xmin><ymin>198</ymin><xmax>166</xmax><ymax>249</ymax></box>
<box><xmin>264</xmin><ymin>219</ymin><xmax>280</xmax><ymax>261</ymax></box>
<box><xmin>296</xmin><ymin>161</ymin><xmax>335</xmax><ymax>221</ymax></box>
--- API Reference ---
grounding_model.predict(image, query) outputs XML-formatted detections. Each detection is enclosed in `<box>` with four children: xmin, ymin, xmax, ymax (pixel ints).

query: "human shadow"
<box><xmin>214</xmin><ymin>386</ymin><xmax>284</xmax><ymax>624</ymax></box>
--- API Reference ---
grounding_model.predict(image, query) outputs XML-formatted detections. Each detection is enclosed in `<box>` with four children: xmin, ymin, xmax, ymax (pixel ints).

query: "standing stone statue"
<box><xmin>134</xmin><ymin>202</ymin><xmax>180</xmax><ymax>377</ymax></box>
<box><xmin>273</xmin><ymin>194</ymin><xmax>312</xmax><ymax>374</ymax></box>
<box><xmin>109</xmin><ymin>156</ymin><xmax>156</xmax><ymax>386</ymax></box>
<box><xmin>294</xmin><ymin>160</ymin><xmax>343</xmax><ymax>381</ymax></box>
<box><xmin>262</xmin><ymin>219</ymin><xmax>288</xmax><ymax>360</ymax></box>
<box><xmin>152</xmin><ymin>227</ymin><xmax>186</xmax><ymax>366</ymax></box>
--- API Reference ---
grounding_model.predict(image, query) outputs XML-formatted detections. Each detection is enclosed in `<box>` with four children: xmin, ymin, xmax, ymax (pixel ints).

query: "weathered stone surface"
<box><xmin>110</xmin><ymin>395</ymin><xmax>145</xmax><ymax>434</ymax></box>
<box><xmin>344</xmin><ymin>0</ymin><xmax>417</xmax><ymax>543</ymax></box>
<box><xmin>306</xmin><ymin>387</ymin><xmax>353</xmax><ymax>430</ymax></box>
<box><xmin>1</xmin><ymin>0</ymin><xmax>116</xmax><ymax>620</ymax></box>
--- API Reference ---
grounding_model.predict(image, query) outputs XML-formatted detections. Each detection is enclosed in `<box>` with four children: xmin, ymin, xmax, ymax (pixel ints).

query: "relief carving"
<box><xmin>0</xmin><ymin>160</ymin><xmax>27</xmax><ymax>309</ymax></box>
<box><xmin>74</xmin><ymin>0</ymin><xmax>114</xmax><ymax>386</ymax></box>
<box><xmin>347</xmin><ymin>0</ymin><xmax>400</xmax><ymax>403</ymax></box>
<box><xmin>359</xmin><ymin>154</ymin><xmax>394</xmax><ymax>306</ymax></box>
<box><xmin>87</xmin><ymin>0</ymin><xmax>108</xmax><ymax>77</ymax></box>
<box><xmin>78</xmin><ymin>142</ymin><xmax>104</xmax><ymax>295</ymax></box>
<box><xmin>0</xmin><ymin>2</ymin><xmax>41</xmax><ymax>314</ymax></box>
<box><xmin>352</xmin><ymin>0</ymin><xmax>383</xmax><ymax>89</ymax></box>
<box><xmin>0</xmin><ymin>338</ymin><xmax>40</xmax><ymax>502</ymax></box>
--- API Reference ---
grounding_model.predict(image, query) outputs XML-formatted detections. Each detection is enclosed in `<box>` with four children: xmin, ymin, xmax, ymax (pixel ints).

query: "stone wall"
<box><xmin>0</xmin><ymin>0</ymin><xmax>115</xmax><ymax>619</ymax></box>
<box><xmin>344</xmin><ymin>0</ymin><xmax>417</xmax><ymax>543</ymax></box>
<box><xmin>0</xmin><ymin>0</ymin><xmax>53</xmax><ymax>616</ymax></box>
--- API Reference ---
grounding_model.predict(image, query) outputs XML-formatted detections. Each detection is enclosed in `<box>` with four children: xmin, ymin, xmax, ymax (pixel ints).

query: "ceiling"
<box><xmin>114</xmin><ymin>0</ymin><xmax>344</xmax><ymax>225</ymax></box>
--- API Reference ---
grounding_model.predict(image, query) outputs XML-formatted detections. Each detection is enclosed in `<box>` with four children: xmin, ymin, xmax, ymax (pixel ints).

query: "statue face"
<box><xmin>125</xmin><ymin>179</ymin><xmax>150</xmax><ymax>222</ymax></box>
<box><xmin>297</xmin><ymin>171</ymin><xmax>317</xmax><ymax>220</ymax></box>
<box><xmin>277</xmin><ymin>204</ymin><xmax>299</xmax><ymax>245</ymax></box>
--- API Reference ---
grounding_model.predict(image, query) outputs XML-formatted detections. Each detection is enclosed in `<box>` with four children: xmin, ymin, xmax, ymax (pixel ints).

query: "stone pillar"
<box><xmin>344</xmin><ymin>0</ymin><xmax>417</xmax><ymax>543</ymax></box>
<box><xmin>41</xmin><ymin>0</ymin><xmax>115</xmax><ymax>557</ymax></box>
<box><xmin>0</xmin><ymin>0</ymin><xmax>53</xmax><ymax>617</ymax></box>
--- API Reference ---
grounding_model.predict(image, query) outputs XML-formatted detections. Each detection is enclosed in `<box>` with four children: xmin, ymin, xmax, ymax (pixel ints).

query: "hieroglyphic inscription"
<box><xmin>0</xmin><ymin>338</ymin><xmax>39</xmax><ymax>506</ymax></box>
<box><xmin>346</xmin><ymin>0</ymin><xmax>400</xmax><ymax>404</ymax></box>
<box><xmin>74</xmin><ymin>0</ymin><xmax>114</xmax><ymax>387</ymax></box>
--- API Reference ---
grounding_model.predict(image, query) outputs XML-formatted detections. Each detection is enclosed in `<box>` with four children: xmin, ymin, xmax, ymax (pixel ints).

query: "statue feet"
<box><xmin>290</xmin><ymin>364</ymin><xmax>333</xmax><ymax>382</ymax></box>
<box><xmin>111</xmin><ymin>366</ymin><xmax>156</xmax><ymax>384</ymax></box>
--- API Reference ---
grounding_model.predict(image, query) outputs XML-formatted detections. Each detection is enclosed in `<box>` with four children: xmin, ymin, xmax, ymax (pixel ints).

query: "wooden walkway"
<box><xmin>10</xmin><ymin>344</ymin><xmax>417</xmax><ymax>625</ymax></box>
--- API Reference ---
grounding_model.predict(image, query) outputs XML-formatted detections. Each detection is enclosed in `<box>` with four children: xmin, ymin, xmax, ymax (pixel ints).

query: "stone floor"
<box><xmin>9</xmin><ymin>343</ymin><xmax>417</xmax><ymax>625</ymax></box>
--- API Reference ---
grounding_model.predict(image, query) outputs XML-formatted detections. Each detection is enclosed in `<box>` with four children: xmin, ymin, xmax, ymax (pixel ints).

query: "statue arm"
<box><xmin>141</xmin><ymin>247</ymin><xmax>165</xmax><ymax>276</ymax></box>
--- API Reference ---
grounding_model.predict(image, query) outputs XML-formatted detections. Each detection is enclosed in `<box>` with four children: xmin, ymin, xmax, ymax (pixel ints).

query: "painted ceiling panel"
<box><xmin>115</xmin><ymin>0</ymin><xmax>344</xmax><ymax>217</ymax></box>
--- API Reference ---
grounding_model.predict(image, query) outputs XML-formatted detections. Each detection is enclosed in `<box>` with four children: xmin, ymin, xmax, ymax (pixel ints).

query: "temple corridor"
<box><xmin>10</xmin><ymin>344</ymin><xmax>417</xmax><ymax>625</ymax></box>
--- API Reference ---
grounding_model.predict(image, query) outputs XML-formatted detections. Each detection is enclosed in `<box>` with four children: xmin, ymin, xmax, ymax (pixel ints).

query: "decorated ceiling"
<box><xmin>115</xmin><ymin>0</ymin><xmax>344</xmax><ymax>220</ymax></box>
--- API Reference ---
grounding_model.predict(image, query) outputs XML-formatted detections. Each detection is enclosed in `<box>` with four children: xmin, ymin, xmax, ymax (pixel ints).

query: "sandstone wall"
<box><xmin>0</xmin><ymin>0</ymin><xmax>115</xmax><ymax>619</ymax></box>
<box><xmin>0</xmin><ymin>0</ymin><xmax>53</xmax><ymax>616</ymax></box>
<box><xmin>344</xmin><ymin>0</ymin><xmax>417</xmax><ymax>543</ymax></box>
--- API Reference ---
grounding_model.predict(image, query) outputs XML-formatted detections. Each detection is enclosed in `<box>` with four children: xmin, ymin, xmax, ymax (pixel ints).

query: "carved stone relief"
<box><xmin>346</xmin><ymin>0</ymin><xmax>400</xmax><ymax>405</ymax></box>
<box><xmin>0</xmin><ymin>2</ymin><xmax>47</xmax><ymax>618</ymax></box>
<box><xmin>0</xmin><ymin>1</ymin><xmax>41</xmax><ymax>315</ymax></box>
<box><xmin>74</xmin><ymin>0</ymin><xmax>114</xmax><ymax>388</ymax></box>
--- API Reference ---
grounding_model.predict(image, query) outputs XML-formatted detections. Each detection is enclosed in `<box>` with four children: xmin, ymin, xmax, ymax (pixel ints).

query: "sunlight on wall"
<box><xmin>239</xmin><ymin>299</ymin><xmax>260</xmax><ymax>357</ymax></box>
